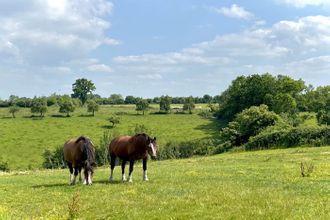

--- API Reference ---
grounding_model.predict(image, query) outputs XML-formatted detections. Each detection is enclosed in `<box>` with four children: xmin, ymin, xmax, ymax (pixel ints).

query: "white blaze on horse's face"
<box><xmin>148</xmin><ymin>142</ymin><xmax>157</xmax><ymax>158</ymax></box>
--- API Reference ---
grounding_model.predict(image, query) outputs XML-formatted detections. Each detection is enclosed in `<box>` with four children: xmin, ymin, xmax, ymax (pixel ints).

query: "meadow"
<box><xmin>0</xmin><ymin>146</ymin><xmax>329</xmax><ymax>219</ymax></box>
<box><xmin>0</xmin><ymin>104</ymin><xmax>220</xmax><ymax>170</ymax></box>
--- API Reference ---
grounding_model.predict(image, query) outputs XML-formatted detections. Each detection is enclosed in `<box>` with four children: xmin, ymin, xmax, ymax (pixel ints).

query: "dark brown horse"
<box><xmin>63</xmin><ymin>136</ymin><xmax>96</xmax><ymax>185</ymax></box>
<box><xmin>108</xmin><ymin>133</ymin><xmax>157</xmax><ymax>183</ymax></box>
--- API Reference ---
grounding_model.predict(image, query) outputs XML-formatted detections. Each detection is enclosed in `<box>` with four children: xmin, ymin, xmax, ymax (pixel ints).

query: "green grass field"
<box><xmin>0</xmin><ymin>146</ymin><xmax>329</xmax><ymax>219</ymax></box>
<box><xmin>0</xmin><ymin>104</ymin><xmax>220</xmax><ymax>170</ymax></box>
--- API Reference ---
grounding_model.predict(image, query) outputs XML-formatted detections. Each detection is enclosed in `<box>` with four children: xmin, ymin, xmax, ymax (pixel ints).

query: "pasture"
<box><xmin>0</xmin><ymin>104</ymin><xmax>220</xmax><ymax>170</ymax></box>
<box><xmin>0</xmin><ymin>146</ymin><xmax>329</xmax><ymax>219</ymax></box>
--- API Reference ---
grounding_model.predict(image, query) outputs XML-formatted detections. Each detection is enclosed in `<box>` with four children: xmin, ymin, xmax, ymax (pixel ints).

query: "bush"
<box><xmin>95</xmin><ymin>130</ymin><xmax>119</xmax><ymax>166</ymax></box>
<box><xmin>42</xmin><ymin>146</ymin><xmax>66</xmax><ymax>169</ymax></box>
<box><xmin>220</xmin><ymin>105</ymin><xmax>280</xmax><ymax>146</ymax></box>
<box><xmin>108</xmin><ymin>116</ymin><xmax>120</xmax><ymax>128</ymax></box>
<box><xmin>0</xmin><ymin>158</ymin><xmax>10</xmax><ymax>172</ymax></box>
<box><xmin>246</xmin><ymin>126</ymin><xmax>330</xmax><ymax>150</ymax></box>
<box><xmin>158</xmin><ymin>139</ymin><xmax>224</xmax><ymax>160</ymax></box>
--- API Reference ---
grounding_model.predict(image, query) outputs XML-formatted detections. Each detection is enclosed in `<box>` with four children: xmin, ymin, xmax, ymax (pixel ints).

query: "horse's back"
<box><xmin>109</xmin><ymin>136</ymin><xmax>131</xmax><ymax>158</ymax></box>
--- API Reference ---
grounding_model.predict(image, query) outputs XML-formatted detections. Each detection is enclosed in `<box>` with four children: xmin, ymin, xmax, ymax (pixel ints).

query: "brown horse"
<box><xmin>108</xmin><ymin>133</ymin><xmax>157</xmax><ymax>183</ymax></box>
<box><xmin>63</xmin><ymin>136</ymin><xmax>96</xmax><ymax>185</ymax></box>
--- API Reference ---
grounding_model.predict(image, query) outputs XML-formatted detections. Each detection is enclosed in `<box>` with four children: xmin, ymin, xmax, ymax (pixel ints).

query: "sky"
<box><xmin>0</xmin><ymin>0</ymin><xmax>330</xmax><ymax>99</ymax></box>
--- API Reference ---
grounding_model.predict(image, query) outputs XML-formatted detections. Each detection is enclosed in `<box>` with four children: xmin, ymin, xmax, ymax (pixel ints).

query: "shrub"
<box><xmin>220</xmin><ymin>105</ymin><xmax>280</xmax><ymax>146</ymax></box>
<box><xmin>42</xmin><ymin>146</ymin><xmax>66</xmax><ymax>169</ymax></box>
<box><xmin>158</xmin><ymin>139</ymin><xmax>224</xmax><ymax>160</ymax></box>
<box><xmin>95</xmin><ymin>130</ymin><xmax>119</xmax><ymax>166</ymax></box>
<box><xmin>9</xmin><ymin>106</ymin><xmax>20</xmax><ymax>118</ymax></box>
<box><xmin>87</xmin><ymin>100</ymin><xmax>99</xmax><ymax>116</ymax></box>
<box><xmin>246</xmin><ymin>126</ymin><xmax>330</xmax><ymax>150</ymax></box>
<box><xmin>108</xmin><ymin>116</ymin><xmax>120</xmax><ymax>128</ymax></box>
<box><xmin>0</xmin><ymin>158</ymin><xmax>9</xmax><ymax>172</ymax></box>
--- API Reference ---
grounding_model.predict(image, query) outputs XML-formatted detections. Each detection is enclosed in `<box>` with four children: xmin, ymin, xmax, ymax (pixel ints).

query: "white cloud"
<box><xmin>277</xmin><ymin>0</ymin><xmax>330</xmax><ymax>8</ymax></box>
<box><xmin>213</xmin><ymin>4</ymin><xmax>254</xmax><ymax>20</ymax></box>
<box><xmin>0</xmin><ymin>0</ymin><xmax>115</xmax><ymax>65</ymax></box>
<box><xmin>112</xmin><ymin>15</ymin><xmax>330</xmax><ymax>92</ymax></box>
<box><xmin>137</xmin><ymin>74</ymin><xmax>163</xmax><ymax>80</ymax></box>
<box><xmin>87</xmin><ymin>64</ymin><xmax>113</xmax><ymax>73</ymax></box>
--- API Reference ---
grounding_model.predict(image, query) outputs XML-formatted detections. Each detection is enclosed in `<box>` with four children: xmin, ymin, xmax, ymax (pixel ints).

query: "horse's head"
<box><xmin>146</xmin><ymin>136</ymin><xmax>157</xmax><ymax>159</ymax></box>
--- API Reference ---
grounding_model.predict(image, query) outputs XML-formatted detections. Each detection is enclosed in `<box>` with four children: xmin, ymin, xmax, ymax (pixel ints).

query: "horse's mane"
<box><xmin>75</xmin><ymin>136</ymin><xmax>95</xmax><ymax>165</ymax></box>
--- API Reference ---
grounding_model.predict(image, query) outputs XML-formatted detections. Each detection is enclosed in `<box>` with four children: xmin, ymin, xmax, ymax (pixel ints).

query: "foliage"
<box><xmin>95</xmin><ymin>130</ymin><xmax>119</xmax><ymax>166</ymax></box>
<box><xmin>220</xmin><ymin>105</ymin><xmax>280</xmax><ymax>146</ymax></box>
<box><xmin>298</xmin><ymin>85</ymin><xmax>330</xmax><ymax>112</ymax></box>
<box><xmin>108</xmin><ymin>94</ymin><xmax>124</xmax><ymax>105</ymax></box>
<box><xmin>68</xmin><ymin>192</ymin><xmax>80</xmax><ymax>220</ymax></box>
<box><xmin>158</xmin><ymin>139</ymin><xmax>225</xmax><ymax>160</ymax></box>
<box><xmin>42</xmin><ymin>146</ymin><xmax>66</xmax><ymax>169</ymax></box>
<box><xmin>183</xmin><ymin>96</ymin><xmax>195</xmax><ymax>114</ymax></box>
<box><xmin>0</xmin><ymin>157</ymin><xmax>9</xmax><ymax>172</ymax></box>
<box><xmin>267</xmin><ymin>93</ymin><xmax>297</xmax><ymax>114</ymax></box>
<box><xmin>72</xmin><ymin>78</ymin><xmax>96</xmax><ymax>105</ymax></box>
<box><xmin>31</xmin><ymin>97</ymin><xmax>48</xmax><ymax>117</ymax></box>
<box><xmin>317</xmin><ymin>110</ymin><xmax>330</xmax><ymax>125</ymax></box>
<box><xmin>108</xmin><ymin>116</ymin><xmax>120</xmax><ymax>128</ymax></box>
<box><xmin>217</xmin><ymin>74</ymin><xmax>305</xmax><ymax>121</ymax></box>
<box><xmin>245</xmin><ymin>126</ymin><xmax>330</xmax><ymax>150</ymax></box>
<box><xmin>9</xmin><ymin>106</ymin><xmax>19</xmax><ymax>118</ymax></box>
<box><xmin>159</xmin><ymin>95</ymin><xmax>171</xmax><ymax>113</ymax></box>
<box><xmin>87</xmin><ymin>100</ymin><xmax>99</xmax><ymax>116</ymax></box>
<box><xmin>135</xmin><ymin>99</ymin><xmax>149</xmax><ymax>115</ymax></box>
<box><xmin>300</xmin><ymin>161</ymin><xmax>314</xmax><ymax>177</ymax></box>
<box><xmin>58</xmin><ymin>96</ymin><xmax>76</xmax><ymax>117</ymax></box>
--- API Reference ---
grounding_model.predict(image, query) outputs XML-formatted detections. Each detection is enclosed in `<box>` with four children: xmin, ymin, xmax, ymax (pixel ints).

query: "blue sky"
<box><xmin>0</xmin><ymin>0</ymin><xmax>330</xmax><ymax>99</ymax></box>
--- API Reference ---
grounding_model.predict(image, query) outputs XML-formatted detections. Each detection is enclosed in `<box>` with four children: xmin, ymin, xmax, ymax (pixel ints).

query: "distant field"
<box><xmin>0</xmin><ymin>104</ymin><xmax>221</xmax><ymax>170</ymax></box>
<box><xmin>0</xmin><ymin>146</ymin><xmax>329</xmax><ymax>219</ymax></box>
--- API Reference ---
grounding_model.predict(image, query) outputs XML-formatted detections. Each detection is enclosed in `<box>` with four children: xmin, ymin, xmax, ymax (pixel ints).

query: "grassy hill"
<box><xmin>0</xmin><ymin>146</ymin><xmax>329</xmax><ymax>219</ymax></box>
<box><xmin>0</xmin><ymin>104</ymin><xmax>221</xmax><ymax>170</ymax></box>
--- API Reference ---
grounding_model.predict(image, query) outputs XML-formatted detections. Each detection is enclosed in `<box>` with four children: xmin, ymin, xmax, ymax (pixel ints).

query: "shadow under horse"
<box><xmin>108</xmin><ymin>133</ymin><xmax>157</xmax><ymax>183</ymax></box>
<box><xmin>63</xmin><ymin>136</ymin><xmax>96</xmax><ymax>185</ymax></box>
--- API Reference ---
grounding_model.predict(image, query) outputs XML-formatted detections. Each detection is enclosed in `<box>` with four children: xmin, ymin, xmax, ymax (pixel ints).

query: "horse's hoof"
<box><xmin>143</xmin><ymin>178</ymin><xmax>149</xmax><ymax>181</ymax></box>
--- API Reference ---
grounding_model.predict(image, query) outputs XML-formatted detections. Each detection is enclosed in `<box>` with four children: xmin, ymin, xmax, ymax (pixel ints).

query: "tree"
<box><xmin>267</xmin><ymin>93</ymin><xmax>297</xmax><ymax>114</ymax></box>
<box><xmin>159</xmin><ymin>95</ymin><xmax>171</xmax><ymax>113</ymax></box>
<box><xmin>108</xmin><ymin>116</ymin><xmax>120</xmax><ymax>127</ymax></box>
<box><xmin>136</xmin><ymin>99</ymin><xmax>149</xmax><ymax>115</ymax></box>
<box><xmin>202</xmin><ymin>94</ymin><xmax>213</xmax><ymax>103</ymax></box>
<box><xmin>9</xmin><ymin>106</ymin><xmax>20</xmax><ymax>118</ymax></box>
<box><xmin>183</xmin><ymin>96</ymin><xmax>195</xmax><ymax>114</ymax></box>
<box><xmin>217</xmin><ymin>74</ymin><xmax>306</xmax><ymax>121</ymax></box>
<box><xmin>109</xmin><ymin>94</ymin><xmax>124</xmax><ymax>104</ymax></box>
<box><xmin>87</xmin><ymin>100</ymin><xmax>99</xmax><ymax>116</ymax></box>
<box><xmin>72</xmin><ymin>78</ymin><xmax>96</xmax><ymax>105</ymax></box>
<box><xmin>31</xmin><ymin>97</ymin><xmax>48</xmax><ymax>117</ymax></box>
<box><xmin>125</xmin><ymin>95</ymin><xmax>139</xmax><ymax>104</ymax></box>
<box><xmin>58</xmin><ymin>96</ymin><xmax>76</xmax><ymax>117</ymax></box>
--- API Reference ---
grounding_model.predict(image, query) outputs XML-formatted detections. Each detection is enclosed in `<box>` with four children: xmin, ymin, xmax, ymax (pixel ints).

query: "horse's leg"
<box><xmin>71</xmin><ymin>167</ymin><xmax>79</xmax><ymax>185</ymax></box>
<box><xmin>143</xmin><ymin>158</ymin><xmax>149</xmax><ymax>181</ymax></box>
<box><xmin>68</xmin><ymin>162</ymin><xmax>73</xmax><ymax>185</ymax></box>
<box><xmin>128</xmin><ymin>160</ymin><xmax>135</xmax><ymax>183</ymax></box>
<box><xmin>78</xmin><ymin>167</ymin><xmax>82</xmax><ymax>182</ymax></box>
<box><xmin>109</xmin><ymin>154</ymin><xmax>116</xmax><ymax>182</ymax></box>
<box><xmin>121</xmin><ymin>160</ymin><xmax>127</xmax><ymax>182</ymax></box>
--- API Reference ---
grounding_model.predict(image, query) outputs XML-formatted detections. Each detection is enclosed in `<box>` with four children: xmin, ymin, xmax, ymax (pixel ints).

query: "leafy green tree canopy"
<box><xmin>136</xmin><ymin>99</ymin><xmax>149</xmax><ymax>115</ymax></box>
<box><xmin>31</xmin><ymin>97</ymin><xmax>48</xmax><ymax>117</ymax></box>
<box><xmin>87</xmin><ymin>100</ymin><xmax>99</xmax><ymax>116</ymax></box>
<box><xmin>72</xmin><ymin>78</ymin><xmax>96</xmax><ymax>105</ymax></box>
<box><xmin>58</xmin><ymin>96</ymin><xmax>76</xmax><ymax>117</ymax></box>
<box><xmin>160</xmin><ymin>95</ymin><xmax>172</xmax><ymax>113</ymax></box>
<box><xmin>217</xmin><ymin>74</ymin><xmax>306</xmax><ymax>121</ymax></box>
<box><xmin>220</xmin><ymin>105</ymin><xmax>280</xmax><ymax>146</ymax></box>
